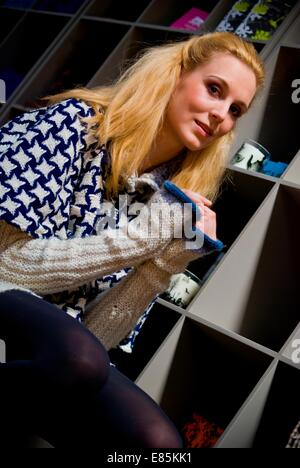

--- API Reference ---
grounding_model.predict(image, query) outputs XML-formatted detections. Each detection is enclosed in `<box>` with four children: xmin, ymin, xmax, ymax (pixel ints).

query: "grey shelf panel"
<box><xmin>184</xmin><ymin>309</ymin><xmax>278</xmax><ymax>360</ymax></box>
<box><xmin>227</xmin><ymin>163</ymin><xmax>285</xmax><ymax>184</ymax></box>
<box><xmin>281</xmin><ymin>174</ymin><xmax>300</xmax><ymax>191</ymax></box>
<box><xmin>156</xmin><ymin>296</ymin><xmax>188</xmax><ymax>316</ymax></box>
<box><xmin>82</xmin><ymin>14</ymin><xmax>135</xmax><ymax>27</ymax></box>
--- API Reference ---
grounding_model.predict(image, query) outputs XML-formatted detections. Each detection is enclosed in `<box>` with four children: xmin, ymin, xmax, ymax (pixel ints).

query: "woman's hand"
<box><xmin>181</xmin><ymin>189</ymin><xmax>218</xmax><ymax>241</ymax></box>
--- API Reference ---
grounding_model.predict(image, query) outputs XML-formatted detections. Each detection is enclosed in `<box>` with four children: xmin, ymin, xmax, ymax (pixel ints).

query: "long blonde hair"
<box><xmin>41</xmin><ymin>31</ymin><xmax>265</xmax><ymax>202</ymax></box>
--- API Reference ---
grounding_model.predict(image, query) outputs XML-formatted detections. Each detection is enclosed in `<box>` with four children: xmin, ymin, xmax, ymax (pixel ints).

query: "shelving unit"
<box><xmin>0</xmin><ymin>0</ymin><xmax>300</xmax><ymax>449</ymax></box>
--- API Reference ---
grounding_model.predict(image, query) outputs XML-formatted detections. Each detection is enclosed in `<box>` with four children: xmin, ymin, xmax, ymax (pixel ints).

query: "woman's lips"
<box><xmin>194</xmin><ymin>120</ymin><xmax>212</xmax><ymax>137</ymax></box>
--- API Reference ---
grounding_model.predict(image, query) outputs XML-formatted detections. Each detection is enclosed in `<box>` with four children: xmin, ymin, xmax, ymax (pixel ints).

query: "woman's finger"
<box><xmin>187</xmin><ymin>190</ymin><xmax>210</xmax><ymax>204</ymax></box>
<box><xmin>183</xmin><ymin>189</ymin><xmax>212</xmax><ymax>206</ymax></box>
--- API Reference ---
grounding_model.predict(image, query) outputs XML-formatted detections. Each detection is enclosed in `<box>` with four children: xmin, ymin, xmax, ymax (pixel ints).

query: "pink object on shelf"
<box><xmin>170</xmin><ymin>7</ymin><xmax>209</xmax><ymax>31</ymax></box>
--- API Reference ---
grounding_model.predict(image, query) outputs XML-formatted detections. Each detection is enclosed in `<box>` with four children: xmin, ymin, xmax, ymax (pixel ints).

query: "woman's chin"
<box><xmin>185</xmin><ymin>139</ymin><xmax>209</xmax><ymax>152</ymax></box>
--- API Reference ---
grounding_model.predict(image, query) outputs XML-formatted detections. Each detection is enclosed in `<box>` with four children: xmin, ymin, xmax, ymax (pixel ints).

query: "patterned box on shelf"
<box><xmin>170</xmin><ymin>7</ymin><xmax>209</xmax><ymax>31</ymax></box>
<box><xmin>234</xmin><ymin>0</ymin><xmax>297</xmax><ymax>41</ymax></box>
<box><xmin>216</xmin><ymin>0</ymin><xmax>258</xmax><ymax>33</ymax></box>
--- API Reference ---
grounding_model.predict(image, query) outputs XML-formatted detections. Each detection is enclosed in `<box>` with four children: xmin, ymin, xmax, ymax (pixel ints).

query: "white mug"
<box><xmin>231</xmin><ymin>139</ymin><xmax>271</xmax><ymax>172</ymax></box>
<box><xmin>160</xmin><ymin>270</ymin><xmax>202</xmax><ymax>308</ymax></box>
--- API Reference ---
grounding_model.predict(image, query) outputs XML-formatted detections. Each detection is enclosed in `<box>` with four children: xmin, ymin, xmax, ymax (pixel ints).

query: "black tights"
<box><xmin>0</xmin><ymin>290</ymin><xmax>183</xmax><ymax>448</ymax></box>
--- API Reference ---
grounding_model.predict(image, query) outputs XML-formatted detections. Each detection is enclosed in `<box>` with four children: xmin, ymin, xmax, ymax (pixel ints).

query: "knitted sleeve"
<box><xmin>0</xmin><ymin>208</ymin><xmax>172</xmax><ymax>295</ymax></box>
<box><xmin>84</xmin><ymin>236</ymin><xmax>224</xmax><ymax>350</ymax></box>
<box><xmin>0</xmin><ymin>180</ymin><xmax>203</xmax><ymax>296</ymax></box>
<box><xmin>85</xmin><ymin>260</ymin><xmax>173</xmax><ymax>350</ymax></box>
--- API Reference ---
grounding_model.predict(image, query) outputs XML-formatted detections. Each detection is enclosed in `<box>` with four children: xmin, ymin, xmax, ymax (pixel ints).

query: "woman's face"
<box><xmin>165</xmin><ymin>52</ymin><xmax>257</xmax><ymax>151</ymax></box>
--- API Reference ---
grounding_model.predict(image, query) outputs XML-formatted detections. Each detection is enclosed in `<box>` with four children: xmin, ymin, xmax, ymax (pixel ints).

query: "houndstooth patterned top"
<box><xmin>0</xmin><ymin>97</ymin><xmax>182</xmax><ymax>353</ymax></box>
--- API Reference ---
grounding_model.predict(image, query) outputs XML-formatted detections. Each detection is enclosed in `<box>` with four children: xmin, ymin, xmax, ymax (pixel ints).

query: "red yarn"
<box><xmin>181</xmin><ymin>413</ymin><xmax>224</xmax><ymax>448</ymax></box>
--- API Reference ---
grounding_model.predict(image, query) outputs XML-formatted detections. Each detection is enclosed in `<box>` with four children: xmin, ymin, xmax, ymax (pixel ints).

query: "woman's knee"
<box><xmin>138</xmin><ymin>419</ymin><xmax>184</xmax><ymax>448</ymax></box>
<box><xmin>40</xmin><ymin>328</ymin><xmax>111</xmax><ymax>395</ymax></box>
<box><xmin>0</xmin><ymin>289</ymin><xmax>111</xmax><ymax>394</ymax></box>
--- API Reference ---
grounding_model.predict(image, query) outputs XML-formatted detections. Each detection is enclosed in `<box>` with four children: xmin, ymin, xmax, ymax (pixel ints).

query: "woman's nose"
<box><xmin>210</xmin><ymin>103</ymin><xmax>229</xmax><ymax>123</ymax></box>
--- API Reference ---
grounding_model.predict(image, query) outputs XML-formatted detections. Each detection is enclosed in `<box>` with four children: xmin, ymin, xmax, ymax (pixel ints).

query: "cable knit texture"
<box><xmin>85</xmin><ymin>238</ymin><xmax>217</xmax><ymax>350</ymax></box>
<box><xmin>0</xmin><ymin>184</ymin><xmax>197</xmax><ymax>295</ymax></box>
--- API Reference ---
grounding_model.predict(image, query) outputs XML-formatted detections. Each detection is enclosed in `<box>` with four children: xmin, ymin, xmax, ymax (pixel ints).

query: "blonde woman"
<box><xmin>0</xmin><ymin>32</ymin><xmax>264</xmax><ymax>448</ymax></box>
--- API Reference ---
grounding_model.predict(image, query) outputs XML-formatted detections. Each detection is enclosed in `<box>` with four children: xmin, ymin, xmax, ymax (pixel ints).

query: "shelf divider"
<box><xmin>135</xmin><ymin>316</ymin><xmax>185</xmax><ymax>400</ymax></box>
<box><xmin>217</xmin><ymin>362</ymin><xmax>278</xmax><ymax>448</ymax></box>
<box><xmin>283</xmin><ymin>150</ymin><xmax>300</xmax><ymax>186</ymax></box>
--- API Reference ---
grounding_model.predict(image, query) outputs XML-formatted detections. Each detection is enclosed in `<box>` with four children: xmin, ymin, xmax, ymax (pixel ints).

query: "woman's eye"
<box><xmin>208</xmin><ymin>84</ymin><xmax>220</xmax><ymax>95</ymax></box>
<box><xmin>230</xmin><ymin>105</ymin><xmax>242</xmax><ymax>118</ymax></box>
<box><xmin>208</xmin><ymin>82</ymin><xmax>242</xmax><ymax>118</ymax></box>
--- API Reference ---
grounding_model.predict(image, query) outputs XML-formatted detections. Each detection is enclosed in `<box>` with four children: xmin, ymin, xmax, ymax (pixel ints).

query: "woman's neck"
<box><xmin>139</xmin><ymin>126</ymin><xmax>185</xmax><ymax>175</ymax></box>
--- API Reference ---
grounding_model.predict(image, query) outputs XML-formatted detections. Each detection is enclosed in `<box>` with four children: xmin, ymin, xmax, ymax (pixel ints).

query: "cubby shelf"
<box><xmin>0</xmin><ymin>0</ymin><xmax>299</xmax><ymax>449</ymax></box>
<box><xmin>85</xmin><ymin>0</ymin><xmax>151</xmax><ymax>22</ymax></box>
<box><xmin>137</xmin><ymin>0</ymin><xmax>219</xmax><ymax>29</ymax></box>
<box><xmin>217</xmin><ymin>361</ymin><xmax>300</xmax><ymax>448</ymax></box>
<box><xmin>0</xmin><ymin>8</ymin><xmax>24</xmax><ymax>47</ymax></box>
<box><xmin>16</xmin><ymin>18</ymin><xmax>130</xmax><ymax>109</ymax></box>
<box><xmin>0</xmin><ymin>11</ymin><xmax>69</xmax><ymax>100</ymax></box>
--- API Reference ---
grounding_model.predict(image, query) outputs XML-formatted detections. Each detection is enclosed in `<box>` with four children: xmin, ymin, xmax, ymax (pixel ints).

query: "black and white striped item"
<box><xmin>286</xmin><ymin>420</ymin><xmax>300</xmax><ymax>448</ymax></box>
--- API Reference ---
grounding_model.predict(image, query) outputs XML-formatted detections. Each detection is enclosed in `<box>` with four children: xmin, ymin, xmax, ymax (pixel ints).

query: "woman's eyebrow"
<box><xmin>207</xmin><ymin>75</ymin><xmax>249</xmax><ymax>111</ymax></box>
